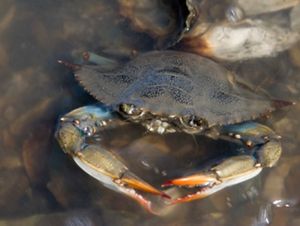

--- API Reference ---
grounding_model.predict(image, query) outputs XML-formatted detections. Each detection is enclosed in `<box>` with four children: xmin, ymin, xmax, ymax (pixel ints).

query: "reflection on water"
<box><xmin>0</xmin><ymin>0</ymin><xmax>300</xmax><ymax>225</ymax></box>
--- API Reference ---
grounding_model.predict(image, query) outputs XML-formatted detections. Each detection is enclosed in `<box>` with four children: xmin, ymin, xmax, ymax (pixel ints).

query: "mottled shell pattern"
<box><xmin>75</xmin><ymin>51</ymin><xmax>278</xmax><ymax>127</ymax></box>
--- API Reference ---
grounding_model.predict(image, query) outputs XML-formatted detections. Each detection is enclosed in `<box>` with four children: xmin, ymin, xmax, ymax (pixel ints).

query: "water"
<box><xmin>0</xmin><ymin>0</ymin><xmax>300</xmax><ymax>225</ymax></box>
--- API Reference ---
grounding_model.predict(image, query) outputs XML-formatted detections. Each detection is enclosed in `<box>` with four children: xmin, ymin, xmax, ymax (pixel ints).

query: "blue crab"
<box><xmin>55</xmin><ymin>50</ymin><xmax>293</xmax><ymax>214</ymax></box>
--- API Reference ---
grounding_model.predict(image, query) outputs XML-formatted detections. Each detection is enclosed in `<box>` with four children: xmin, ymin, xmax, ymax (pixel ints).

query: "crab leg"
<box><xmin>55</xmin><ymin>104</ymin><xmax>169</xmax><ymax>213</ymax></box>
<box><xmin>163</xmin><ymin>121</ymin><xmax>282</xmax><ymax>204</ymax></box>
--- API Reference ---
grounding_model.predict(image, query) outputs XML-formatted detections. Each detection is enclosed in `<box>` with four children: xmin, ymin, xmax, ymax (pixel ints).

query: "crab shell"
<box><xmin>74</xmin><ymin>50</ymin><xmax>290</xmax><ymax>128</ymax></box>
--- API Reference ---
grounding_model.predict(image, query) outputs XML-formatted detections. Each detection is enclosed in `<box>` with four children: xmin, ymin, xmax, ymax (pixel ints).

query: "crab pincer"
<box><xmin>162</xmin><ymin>156</ymin><xmax>262</xmax><ymax>204</ymax></box>
<box><xmin>55</xmin><ymin>104</ymin><xmax>169</xmax><ymax>214</ymax></box>
<box><xmin>162</xmin><ymin>122</ymin><xmax>283</xmax><ymax>205</ymax></box>
<box><xmin>162</xmin><ymin>173</ymin><xmax>220</xmax><ymax>203</ymax></box>
<box><xmin>73</xmin><ymin>144</ymin><xmax>170</xmax><ymax>214</ymax></box>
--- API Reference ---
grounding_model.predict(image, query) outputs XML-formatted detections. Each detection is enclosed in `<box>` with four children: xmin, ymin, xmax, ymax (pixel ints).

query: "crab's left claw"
<box><xmin>163</xmin><ymin>122</ymin><xmax>282</xmax><ymax>205</ymax></box>
<box><xmin>162</xmin><ymin>173</ymin><xmax>220</xmax><ymax>203</ymax></box>
<box><xmin>163</xmin><ymin>155</ymin><xmax>263</xmax><ymax>204</ymax></box>
<box><xmin>162</xmin><ymin>173</ymin><xmax>218</xmax><ymax>188</ymax></box>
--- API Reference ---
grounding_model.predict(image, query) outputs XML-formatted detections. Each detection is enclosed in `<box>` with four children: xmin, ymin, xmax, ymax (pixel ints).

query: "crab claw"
<box><xmin>55</xmin><ymin>104</ymin><xmax>169</xmax><ymax>214</ymax></box>
<box><xmin>121</xmin><ymin>173</ymin><xmax>171</xmax><ymax>199</ymax></box>
<box><xmin>162</xmin><ymin>173</ymin><xmax>220</xmax><ymax>204</ymax></box>
<box><xmin>73</xmin><ymin>144</ymin><xmax>169</xmax><ymax>214</ymax></box>
<box><xmin>163</xmin><ymin>155</ymin><xmax>263</xmax><ymax>205</ymax></box>
<box><xmin>162</xmin><ymin>173</ymin><xmax>218</xmax><ymax>188</ymax></box>
<box><xmin>162</xmin><ymin>173</ymin><xmax>221</xmax><ymax>204</ymax></box>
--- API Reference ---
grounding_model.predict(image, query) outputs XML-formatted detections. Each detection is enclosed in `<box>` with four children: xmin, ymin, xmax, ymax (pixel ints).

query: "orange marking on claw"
<box><xmin>162</xmin><ymin>174</ymin><xmax>217</xmax><ymax>187</ymax></box>
<box><xmin>170</xmin><ymin>192</ymin><xmax>209</xmax><ymax>205</ymax></box>
<box><xmin>122</xmin><ymin>178</ymin><xmax>170</xmax><ymax>199</ymax></box>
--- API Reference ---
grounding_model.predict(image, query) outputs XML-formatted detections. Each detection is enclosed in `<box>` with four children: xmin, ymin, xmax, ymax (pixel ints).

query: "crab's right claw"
<box><xmin>55</xmin><ymin>104</ymin><xmax>169</xmax><ymax>214</ymax></box>
<box><xmin>120</xmin><ymin>172</ymin><xmax>171</xmax><ymax>199</ymax></box>
<box><xmin>73</xmin><ymin>144</ymin><xmax>169</xmax><ymax>214</ymax></box>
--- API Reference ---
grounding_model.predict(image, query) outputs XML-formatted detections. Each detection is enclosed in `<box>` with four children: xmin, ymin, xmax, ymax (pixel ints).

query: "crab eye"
<box><xmin>73</xmin><ymin>119</ymin><xmax>80</xmax><ymax>125</ymax></box>
<box><xmin>180</xmin><ymin>115</ymin><xmax>208</xmax><ymax>133</ymax></box>
<box><xmin>119</xmin><ymin>104</ymin><xmax>142</xmax><ymax>116</ymax></box>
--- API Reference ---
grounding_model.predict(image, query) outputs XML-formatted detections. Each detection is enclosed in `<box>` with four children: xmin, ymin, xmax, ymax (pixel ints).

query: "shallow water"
<box><xmin>1</xmin><ymin>0</ymin><xmax>300</xmax><ymax>225</ymax></box>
